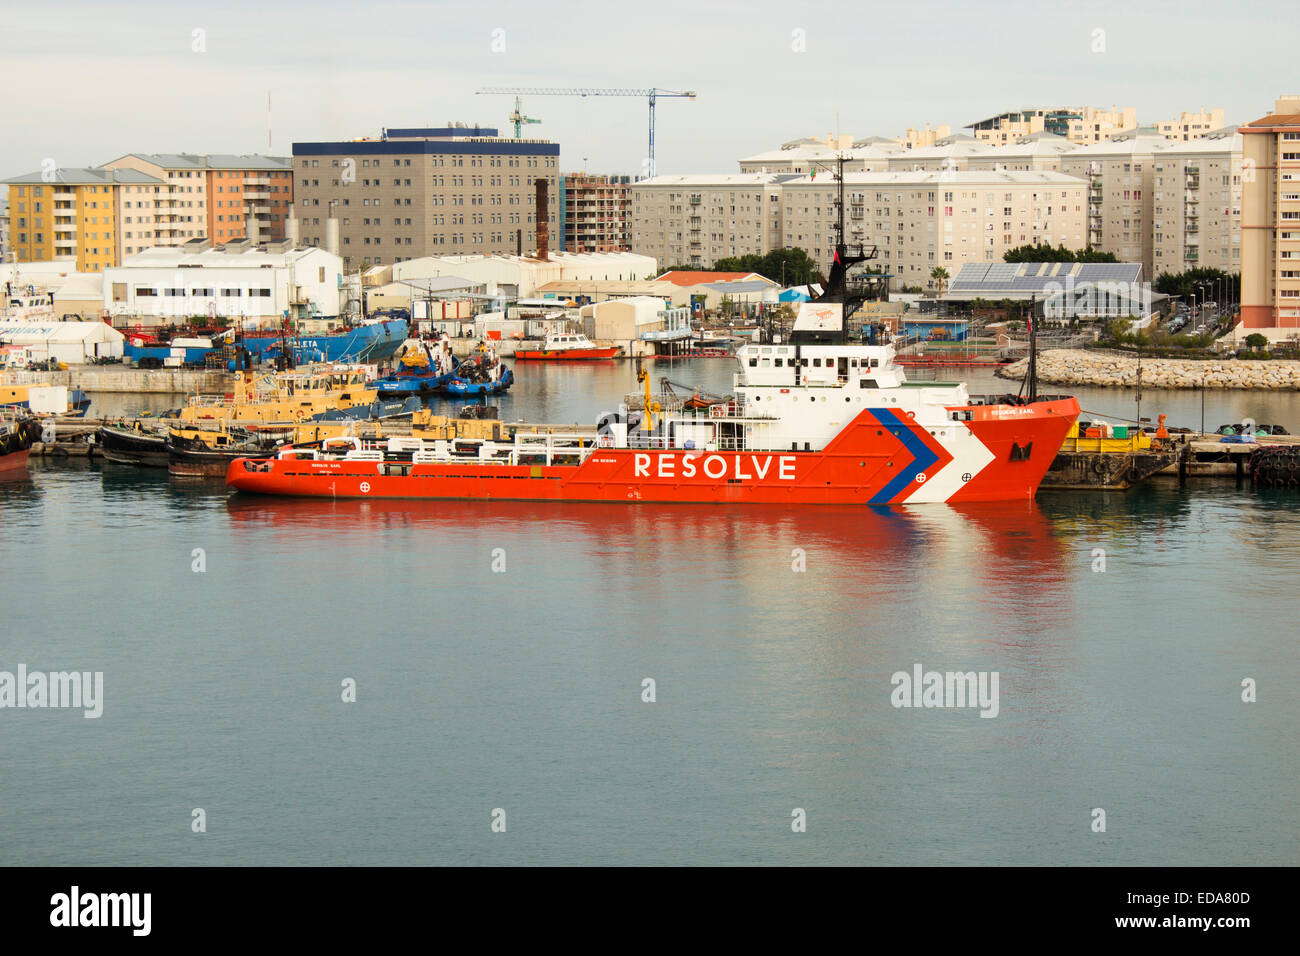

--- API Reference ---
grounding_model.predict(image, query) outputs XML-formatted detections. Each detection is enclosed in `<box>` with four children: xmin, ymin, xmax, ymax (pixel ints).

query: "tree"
<box><xmin>1003</xmin><ymin>243</ymin><xmax>1117</xmax><ymax>263</ymax></box>
<box><xmin>1153</xmin><ymin>268</ymin><xmax>1239</xmax><ymax>302</ymax></box>
<box><xmin>930</xmin><ymin>266</ymin><xmax>950</xmax><ymax>293</ymax></box>
<box><xmin>1244</xmin><ymin>333</ymin><xmax>1269</xmax><ymax>350</ymax></box>
<box><xmin>760</xmin><ymin>248</ymin><xmax>819</xmax><ymax>286</ymax></box>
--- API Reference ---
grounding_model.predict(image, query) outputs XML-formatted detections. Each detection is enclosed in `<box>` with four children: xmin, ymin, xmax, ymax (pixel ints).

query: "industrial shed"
<box><xmin>0</xmin><ymin>321</ymin><xmax>124</xmax><ymax>363</ymax></box>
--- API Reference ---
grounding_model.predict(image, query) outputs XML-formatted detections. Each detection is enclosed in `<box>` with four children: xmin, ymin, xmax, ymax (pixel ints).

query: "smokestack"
<box><xmin>285</xmin><ymin>207</ymin><xmax>300</xmax><ymax>245</ymax></box>
<box><xmin>245</xmin><ymin>213</ymin><xmax>260</xmax><ymax>246</ymax></box>
<box><xmin>535</xmin><ymin>178</ymin><xmax>548</xmax><ymax>261</ymax></box>
<box><xmin>325</xmin><ymin>200</ymin><xmax>339</xmax><ymax>256</ymax></box>
<box><xmin>516</xmin><ymin>228</ymin><xmax>522</xmax><ymax>257</ymax></box>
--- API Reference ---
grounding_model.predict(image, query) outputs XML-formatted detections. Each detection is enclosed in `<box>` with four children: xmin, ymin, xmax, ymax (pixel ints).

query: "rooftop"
<box><xmin>947</xmin><ymin>261</ymin><xmax>1144</xmax><ymax>296</ymax></box>
<box><xmin>3</xmin><ymin>167</ymin><xmax>165</xmax><ymax>185</ymax></box>
<box><xmin>1244</xmin><ymin>113</ymin><xmax>1300</xmax><ymax>128</ymax></box>
<box><xmin>103</xmin><ymin>153</ymin><xmax>292</xmax><ymax>171</ymax></box>
<box><xmin>656</xmin><ymin>271</ymin><xmax>772</xmax><ymax>286</ymax></box>
<box><xmin>785</xmin><ymin>170</ymin><xmax>1087</xmax><ymax>186</ymax></box>
<box><xmin>115</xmin><ymin>242</ymin><xmax>335</xmax><ymax>269</ymax></box>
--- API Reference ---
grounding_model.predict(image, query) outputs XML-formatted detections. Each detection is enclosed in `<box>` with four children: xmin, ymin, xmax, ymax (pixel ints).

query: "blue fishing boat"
<box><xmin>444</xmin><ymin>366</ymin><xmax>514</xmax><ymax>397</ymax></box>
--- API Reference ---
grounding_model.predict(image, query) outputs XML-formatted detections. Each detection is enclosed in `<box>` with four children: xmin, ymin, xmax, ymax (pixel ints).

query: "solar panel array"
<box><xmin>948</xmin><ymin>261</ymin><xmax>1141</xmax><ymax>294</ymax></box>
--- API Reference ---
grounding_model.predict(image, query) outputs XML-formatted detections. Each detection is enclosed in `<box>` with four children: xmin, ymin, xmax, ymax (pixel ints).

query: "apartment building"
<box><xmin>737</xmin><ymin>139</ymin><xmax>902</xmax><ymax>174</ymax></box>
<box><xmin>885</xmin><ymin>136</ymin><xmax>995</xmax><ymax>172</ymax></box>
<box><xmin>1240</xmin><ymin>97</ymin><xmax>1300</xmax><ymax>333</ymax></box>
<box><xmin>1060</xmin><ymin>132</ymin><xmax>1172</xmax><ymax>274</ymax></box>
<box><xmin>0</xmin><ymin>198</ymin><xmax>8</xmax><ymax>263</ymax></box>
<box><xmin>898</xmin><ymin>124</ymin><xmax>952</xmax><ymax>149</ymax></box>
<box><xmin>290</xmin><ymin>126</ymin><xmax>559</xmax><ymax>272</ymax></box>
<box><xmin>964</xmin><ymin>133</ymin><xmax>1079</xmax><ymax>173</ymax></box>
<box><xmin>100</xmin><ymin>153</ymin><xmax>293</xmax><ymax>251</ymax></box>
<box><xmin>1151</xmin><ymin>128</ymin><xmax>1242</xmax><ymax>276</ymax></box>
<box><xmin>629</xmin><ymin>175</ymin><xmax>787</xmax><ymax>268</ymax></box>
<box><xmin>1154</xmin><ymin>108</ymin><xmax>1226</xmax><ymax>142</ymax></box>
<box><xmin>561</xmin><ymin>174</ymin><xmax>631</xmax><ymax>253</ymax></box>
<box><xmin>3</xmin><ymin>167</ymin><xmax>166</xmax><ymax>272</ymax></box>
<box><xmin>969</xmin><ymin>107</ymin><xmax>1138</xmax><ymax>145</ymax></box>
<box><xmin>779</xmin><ymin>171</ymin><xmax>1087</xmax><ymax>285</ymax></box>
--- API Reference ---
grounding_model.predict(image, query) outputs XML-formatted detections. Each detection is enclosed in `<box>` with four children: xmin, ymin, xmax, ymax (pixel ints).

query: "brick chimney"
<box><xmin>535</xmin><ymin>178</ymin><xmax>548</xmax><ymax>261</ymax></box>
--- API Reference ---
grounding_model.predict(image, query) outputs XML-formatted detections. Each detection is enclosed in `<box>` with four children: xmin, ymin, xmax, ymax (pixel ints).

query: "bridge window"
<box><xmin>860</xmin><ymin>379</ymin><xmax>878</xmax><ymax>388</ymax></box>
<box><xmin>774</xmin><ymin>358</ymin><xmax>783</xmax><ymax>367</ymax></box>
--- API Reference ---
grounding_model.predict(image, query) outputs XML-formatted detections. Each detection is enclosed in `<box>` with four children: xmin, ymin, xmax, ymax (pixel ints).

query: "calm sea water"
<box><xmin>3</xmin><ymin>359</ymin><xmax>1297</xmax><ymax>866</ymax></box>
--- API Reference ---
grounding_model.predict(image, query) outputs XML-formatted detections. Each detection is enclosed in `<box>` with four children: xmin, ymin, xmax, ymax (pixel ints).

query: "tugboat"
<box><xmin>98</xmin><ymin>421</ymin><xmax>171</xmax><ymax>467</ymax></box>
<box><xmin>228</xmin><ymin>159</ymin><xmax>1079</xmax><ymax>504</ymax></box>
<box><xmin>0</xmin><ymin>407</ymin><xmax>40</xmax><ymax>474</ymax></box>
<box><xmin>372</xmin><ymin>339</ymin><xmax>458</xmax><ymax>397</ymax></box>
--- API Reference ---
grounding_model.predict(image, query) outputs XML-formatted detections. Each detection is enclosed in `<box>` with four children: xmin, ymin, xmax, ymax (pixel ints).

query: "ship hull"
<box><xmin>227</xmin><ymin>398</ymin><xmax>1078</xmax><ymax>505</ymax></box>
<box><xmin>515</xmin><ymin>348</ymin><xmax>620</xmax><ymax>361</ymax></box>
<box><xmin>98</xmin><ymin>426</ymin><xmax>169</xmax><ymax>467</ymax></box>
<box><xmin>0</xmin><ymin>448</ymin><xmax>30</xmax><ymax>473</ymax></box>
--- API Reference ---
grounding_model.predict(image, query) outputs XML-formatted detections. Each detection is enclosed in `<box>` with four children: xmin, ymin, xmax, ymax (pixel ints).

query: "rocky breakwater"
<box><xmin>998</xmin><ymin>349</ymin><xmax>1300</xmax><ymax>390</ymax></box>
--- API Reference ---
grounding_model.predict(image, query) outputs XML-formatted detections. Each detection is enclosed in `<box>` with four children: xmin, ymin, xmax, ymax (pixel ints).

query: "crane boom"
<box><xmin>476</xmin><ymin>87</ymin><xmax>696</xmax><ymax>178</ymax></box>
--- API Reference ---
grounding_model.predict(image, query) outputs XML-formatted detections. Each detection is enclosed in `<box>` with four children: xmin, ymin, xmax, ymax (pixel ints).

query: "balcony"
<box><xmin>1184</xmin><ymin>193</ymin><xmax>1199</xmax><ymax>203</ymax></box>
<box><xmin>53</xmin><ymin>190</ymin><xmax>75</xmax><ymax>200</ymax></box>
<box><xmin>1185</xmin><ymin>224</ymin><xmax>1198</xmax><ymax>235</ymax></box>
<box><xmin>244</xmin><ymin>177</ymin><xmax>271</xmax><ymax>186</ymax></box>
<box><xmin>688</xmin><ymin>196</ymin><xmax>701</xmax><ymax>205</ymax></box>
<box><xmin>1185</xmin><ymin>248</ymin><xmax>1199</xmax><ymax>261</ymax></box>
<box><xmin>243</xmin><ymin>190</ymin><xmax>271</xmax><ymax>201</ymax></box>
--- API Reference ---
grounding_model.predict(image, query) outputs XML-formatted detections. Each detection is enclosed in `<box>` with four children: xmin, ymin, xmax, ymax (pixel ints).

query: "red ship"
<box><xmin>514</xmin><ymin>331</ymin><xmax>621</xmax><ymax>361</ymax></box>
<box><xmin>228</xmin><ymin>173</ymin><xmax>1078</xmax><ymax>505</ymax></box>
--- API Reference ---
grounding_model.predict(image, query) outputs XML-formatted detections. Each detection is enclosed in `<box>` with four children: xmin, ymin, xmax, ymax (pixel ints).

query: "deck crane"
<box><xmin>476</xmin><ymin>87</ymin><xmax>696</xmax><ymax>178</ymax></box>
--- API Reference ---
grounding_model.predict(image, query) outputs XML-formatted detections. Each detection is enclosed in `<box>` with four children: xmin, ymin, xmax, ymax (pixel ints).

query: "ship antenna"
<box><xmin>1025</xmin><ymin>294</ymin><xmax>1038</xmax><ymax>404</ymax></box>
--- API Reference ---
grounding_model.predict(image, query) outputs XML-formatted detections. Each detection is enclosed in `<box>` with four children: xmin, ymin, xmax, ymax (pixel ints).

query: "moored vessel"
<box><xmin>0</xmin><ymin>407</ymin><xmax>39</xmax><ymax>473</ymax></box>
<box><xmin>515</xmin><ymin>331</ymin><xmax>621</xmax><ymax>361</ymax></box>
<box><xmin>227</xmin><ymin>161</ymin><xmax>1079</xmax><ymax>506</ymax></box>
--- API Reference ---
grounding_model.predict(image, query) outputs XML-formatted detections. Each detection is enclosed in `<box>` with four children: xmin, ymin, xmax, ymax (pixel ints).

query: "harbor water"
<box><xmin>3</xmin><ymin>359</ymin><xmax>1297</xmax><ymax>865</ymax></box>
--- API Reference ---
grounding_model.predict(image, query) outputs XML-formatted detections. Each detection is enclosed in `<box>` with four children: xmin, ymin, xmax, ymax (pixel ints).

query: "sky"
<box><xmin>2</xmin><ymin>0</ymin><xmax>1297</xmax><ymax>179</ymax></box>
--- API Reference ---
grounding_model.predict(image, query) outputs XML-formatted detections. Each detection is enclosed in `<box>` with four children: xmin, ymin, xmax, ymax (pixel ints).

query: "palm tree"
<box><xmin>930</xmin><ymin>266</ymin><xmax>950</xmax><ymax>293</ymax></box>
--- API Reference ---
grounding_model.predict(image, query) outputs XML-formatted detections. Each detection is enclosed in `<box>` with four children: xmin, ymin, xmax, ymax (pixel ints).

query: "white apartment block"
<box><xmin>1061</xmin><ymin>132</ymin><xmax>1171</xmax><ymax>274</ymax></box>
<box><xmin>884</xmin><ymin>137</ymin><xmax>995</xmax><ymax>172</ymax></box>
<box><xmin>964</xmin><ymin>133</ymin><xmax>1079</xmax><ymax>173</ymax></box>
<box><xmin>629</xmin><ymin>175</ymin><xmax>786</xmax><ymax>268</ymax></box>
<box><xmin>1151</xmin><ymin>128</ymin><xmax>1242</xmax><ymax>275</ymax></box>
<box><xmin>738</xmin><ymin>140</ymin><xmax>903</xmax><ymax>174</ymax></box>
<box><xmin>779</xmin><ymin>172</ymin><xmax>1087</xmax><ymax>286</ymax></box>
<box><xmin>1154</xmin><ymin>108</ymin><xmax>1226</xmax><ymax>142</ymax></box>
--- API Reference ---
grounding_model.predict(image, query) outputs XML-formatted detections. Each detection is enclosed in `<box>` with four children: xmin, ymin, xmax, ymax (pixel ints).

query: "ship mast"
<box><xmin>794</xmin><ymin>154</ymin><xmax>878</xmax><ymax>345</ymax></box>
